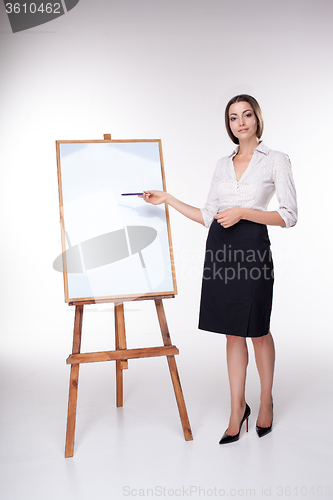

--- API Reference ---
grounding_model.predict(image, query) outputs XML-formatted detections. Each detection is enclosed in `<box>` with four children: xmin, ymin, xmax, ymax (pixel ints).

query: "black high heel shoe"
<box><xmin>219</xmin><ymin>403</ymin><xmax>251</xmax><ymax>444</ymax></box>
<box><xmin>256</xmin><ymin>402</ymin><xmax>273</xmax><ymax>438</ymax></box>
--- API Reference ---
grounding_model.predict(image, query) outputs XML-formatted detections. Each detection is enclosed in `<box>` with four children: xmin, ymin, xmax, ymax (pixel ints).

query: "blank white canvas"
<box><xmin>58</xmin><ymin>141</ymin><xmax>175</xmax><ymax>300</ymax></box>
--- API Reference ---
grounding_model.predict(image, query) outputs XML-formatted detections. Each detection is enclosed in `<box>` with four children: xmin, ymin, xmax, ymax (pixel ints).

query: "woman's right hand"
<box><xmin>139</xmin><ymin>190</ymin><xmax>168</xmax><ymax>205</ymax></box>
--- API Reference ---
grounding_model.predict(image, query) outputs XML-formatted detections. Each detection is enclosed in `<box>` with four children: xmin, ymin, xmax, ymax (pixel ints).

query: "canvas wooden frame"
<box><xmin>56</xmin><ymin>139</ymin><xmax>177</xmax><ymax>303</ymax></box>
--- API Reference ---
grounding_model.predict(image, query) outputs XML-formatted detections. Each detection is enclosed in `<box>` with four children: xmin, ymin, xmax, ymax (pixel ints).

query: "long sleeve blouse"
<box><xmin>200</xmin><ymin>142</ymin><xmax>298</xmax><ymax>229</ymax></box>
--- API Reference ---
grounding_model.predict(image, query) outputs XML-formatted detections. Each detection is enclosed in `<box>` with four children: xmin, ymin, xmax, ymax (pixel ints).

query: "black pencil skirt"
<box><xmin>198</xmin><ymin>219</ymin><xmax>274</xmax><ymax>338</ymax></box>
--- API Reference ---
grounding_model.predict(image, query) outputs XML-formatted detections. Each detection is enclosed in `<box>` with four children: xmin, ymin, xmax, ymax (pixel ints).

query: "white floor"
<box><xmin>1</xmin><ymin>323</ymin><xmax>332</xmax><ymax>500</ymax></box>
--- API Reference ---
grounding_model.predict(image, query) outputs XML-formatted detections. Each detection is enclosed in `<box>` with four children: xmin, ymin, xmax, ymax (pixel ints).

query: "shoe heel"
<box><xmin>246</xmin><ymin>417</ymin><xmax>249</xmax><ymax>432</ymax></box>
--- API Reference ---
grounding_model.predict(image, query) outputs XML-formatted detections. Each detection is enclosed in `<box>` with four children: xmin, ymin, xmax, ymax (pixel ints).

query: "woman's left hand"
<box><xmin>215</xmin><ymin>208</ymin><xmax>244</xmax><ymax>228</ymax></box>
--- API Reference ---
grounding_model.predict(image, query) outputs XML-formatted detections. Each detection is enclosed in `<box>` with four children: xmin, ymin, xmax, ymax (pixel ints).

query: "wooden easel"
<box><xmin>65</xmin><ymin>296</ymin><xmax>193</xmax><ymax>457</ymax></box>
<box><xmin>64</xmin><ymin>133</ymin><xmax>192</xmax><ymax>457</ymax></box>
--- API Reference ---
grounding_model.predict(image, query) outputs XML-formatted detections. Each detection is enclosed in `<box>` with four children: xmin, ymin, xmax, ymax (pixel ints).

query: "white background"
<box><xmin>0</xmin><ymin>1</ymin><xmax>332</xmax><ymax>499</ymax></box>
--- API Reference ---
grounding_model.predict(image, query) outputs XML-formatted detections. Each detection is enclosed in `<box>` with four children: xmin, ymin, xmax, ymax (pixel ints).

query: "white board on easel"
<box><xmin>55</xmin><ymin>139</ymin><xmax>177</xmax><ymax>303</ymax></box>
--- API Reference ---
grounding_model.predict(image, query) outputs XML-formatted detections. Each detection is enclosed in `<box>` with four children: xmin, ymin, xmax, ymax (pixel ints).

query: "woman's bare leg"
<box><xmin>251</xmin><ymin>330</ymin><xmax>275</xmax><ymax>427</ymax></box>
<box><xmin>225</xmin><ymin>335</ymin><xmax>249</xmax><ymax>435</ymax></box>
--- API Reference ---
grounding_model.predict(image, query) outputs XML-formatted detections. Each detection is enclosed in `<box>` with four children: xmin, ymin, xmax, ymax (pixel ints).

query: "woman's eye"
<box><xmin>230</xmin><ymin>117</ymin><xmax>236</xmax><ymax>121</ymax></box>
<box><xmin>245</xmin><ymin>113</ymin><xmax>252</xmax><ymax>118</ymax></box>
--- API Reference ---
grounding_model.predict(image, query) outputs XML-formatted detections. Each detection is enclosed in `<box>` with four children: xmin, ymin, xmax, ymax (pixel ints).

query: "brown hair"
<box><xmin>225</xmin><ymin>94</ymin><xmax>264</xmax><ymax>144</ymax></box>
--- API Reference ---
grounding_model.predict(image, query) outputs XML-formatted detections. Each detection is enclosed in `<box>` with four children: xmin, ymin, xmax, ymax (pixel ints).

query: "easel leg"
<box><xmin>65</xmin><ymin>304</ymin><xmax>83</xmax><ymax>458</ymax></box>
<box><xmin>114</xmin><ymin>302</ymin><xmax>128</xmax><ymax>407</ymax></box>
<box><xmin>155</xmin><ymin>299</ymin><xmax>193</xmax><ymax>441</ymax></box>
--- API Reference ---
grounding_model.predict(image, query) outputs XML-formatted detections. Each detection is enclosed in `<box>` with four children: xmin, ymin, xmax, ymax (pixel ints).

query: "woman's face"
<box><xmin>228</xmin><ymin>101</ymin><xmax>258</xmax><ymax>142</ymax></box>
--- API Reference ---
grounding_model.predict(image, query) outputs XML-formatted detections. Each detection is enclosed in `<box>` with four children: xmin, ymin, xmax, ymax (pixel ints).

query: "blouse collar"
<box><xmin>230</xmin><ymin>141</ymin><xmax>269</xmax><ymax>158</ymax></box>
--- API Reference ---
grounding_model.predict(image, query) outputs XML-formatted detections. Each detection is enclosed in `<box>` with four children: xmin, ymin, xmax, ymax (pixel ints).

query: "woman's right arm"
<box><xmin>140</xmin><ymin>191</ymin><xmax>205</xmax><ymax>225</ymax></box>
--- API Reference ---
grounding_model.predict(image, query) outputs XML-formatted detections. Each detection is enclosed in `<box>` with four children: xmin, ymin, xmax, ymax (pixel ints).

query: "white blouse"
<box><xmin>200</xmin><ymin>142</ymin><xmax>298</xmax><ymax>229</ymax></box>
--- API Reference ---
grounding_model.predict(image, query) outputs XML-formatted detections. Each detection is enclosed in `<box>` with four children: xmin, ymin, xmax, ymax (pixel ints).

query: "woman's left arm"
<box><xmin>243</xmin><ymin>208</ymin><xmax>286</xmax><ymax>226</ymax></box>
<box><xmin>215</xmin><ymin>208</ymin><xmax>285</xmax><ymax>228</ymax></box>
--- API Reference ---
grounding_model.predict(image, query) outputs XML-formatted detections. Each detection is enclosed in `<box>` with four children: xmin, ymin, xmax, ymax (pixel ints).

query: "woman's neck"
<box><xmin>237</xmin><ymin>137</ymin><xmax>260</xmax><ymax>155</ymax></box>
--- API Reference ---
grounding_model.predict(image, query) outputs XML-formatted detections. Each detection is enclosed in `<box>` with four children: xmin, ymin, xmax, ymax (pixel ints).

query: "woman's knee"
<box><xmin>252</xmin><ymin>330</ymin><xmax>272</xmax><ymax>347</ymax></box>
<box><xmin>226</xmin><ymin>334</ymin><xmax>247</xmax><ymax>346</ymax></box>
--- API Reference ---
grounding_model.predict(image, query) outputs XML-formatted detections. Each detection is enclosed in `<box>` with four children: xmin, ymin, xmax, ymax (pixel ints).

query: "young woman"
<box><xmin>140</xmin><ymin>94</ymin><xmax>297</xmax><ymax>444</ymax></box>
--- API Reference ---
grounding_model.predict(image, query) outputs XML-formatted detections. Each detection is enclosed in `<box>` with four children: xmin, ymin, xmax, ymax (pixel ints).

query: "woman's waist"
<box><xmin>213</xmin><ymin>217</ymin><xmax>268</xmax><ymax>230</ymax></box>
<box><xmin>210</xmin><ymin>218</ymin><xmax>270</xmax><ymax>246</ymax></box>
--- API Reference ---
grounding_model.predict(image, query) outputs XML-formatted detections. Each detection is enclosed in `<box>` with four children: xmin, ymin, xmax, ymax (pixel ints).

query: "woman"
<box><xmin>140</xmin><ymin>94</ymin><xmax>297</xmax><ymax>444</ymax></box>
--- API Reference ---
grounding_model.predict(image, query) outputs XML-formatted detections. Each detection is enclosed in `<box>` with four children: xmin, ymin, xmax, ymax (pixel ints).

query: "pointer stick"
<box><xmin>121</xmin><ymin>193</ymin><xmax>144</xmax><ymax>196</ymax></box>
